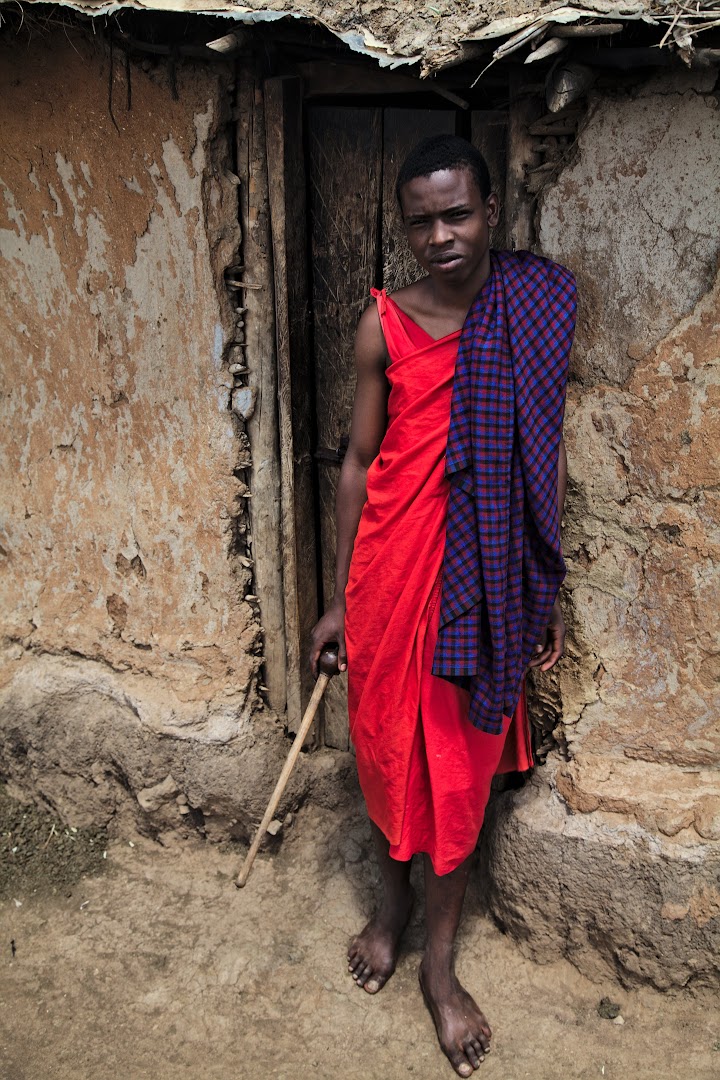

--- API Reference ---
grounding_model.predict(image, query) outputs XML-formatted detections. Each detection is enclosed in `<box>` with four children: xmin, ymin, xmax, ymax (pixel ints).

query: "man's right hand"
<box><xmin>310</xmin><ymin>597</ymin><xmax>347</xmax><ymax>678</ymax></box>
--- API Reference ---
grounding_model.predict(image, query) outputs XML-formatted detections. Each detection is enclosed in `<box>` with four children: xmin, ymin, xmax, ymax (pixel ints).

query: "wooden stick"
<box><xmin>235</xmin><ymin>647</ymin><xmax>338</xmax><ymax>887</ymax></box>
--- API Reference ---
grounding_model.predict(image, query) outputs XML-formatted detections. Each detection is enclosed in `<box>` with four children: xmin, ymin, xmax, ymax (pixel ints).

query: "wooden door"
<box><xmin>306</xmin><ymin>104</ymin><xmax>509</xmax><ymax>750</ymax></box>
<box><xmin>307</xmin><ymin>106</ymin><xmax>382</xmax><ymax>749</ymax></box>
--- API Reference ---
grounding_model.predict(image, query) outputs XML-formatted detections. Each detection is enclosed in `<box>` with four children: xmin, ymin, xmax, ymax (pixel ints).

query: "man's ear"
<box><xmin>486</xmin><ymin>194</ymin><xmax>500</xmax><ymax>229</ymax></box>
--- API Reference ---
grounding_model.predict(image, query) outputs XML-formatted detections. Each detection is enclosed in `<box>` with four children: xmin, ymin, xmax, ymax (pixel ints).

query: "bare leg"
<box><xmin>419</xmin><ymin>853</ymin><xmax>491</xmax><ymax>1076</ymax></box>
<box><xmin>347</xmin><ymin>821</ymin><xmax>414</xmax><ymax>994</ymax></box>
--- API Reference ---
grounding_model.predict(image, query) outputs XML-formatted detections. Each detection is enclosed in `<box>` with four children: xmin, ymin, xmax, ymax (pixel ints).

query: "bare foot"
<box><xmin>347</xmin><ymin>889</ymin><xmax>414</xmax><ymax>994</ymax></box>
<box><xmin>419</xmin><ymin>957</ymin><xmax>491</xmax><ymax>1076</ymax></box>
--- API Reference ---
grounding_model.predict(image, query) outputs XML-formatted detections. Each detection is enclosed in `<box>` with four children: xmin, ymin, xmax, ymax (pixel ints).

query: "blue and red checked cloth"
<box><xmin>433</xmin><ymin>249</ymin><xmax>577</xmax><ymax>735</ymax></box>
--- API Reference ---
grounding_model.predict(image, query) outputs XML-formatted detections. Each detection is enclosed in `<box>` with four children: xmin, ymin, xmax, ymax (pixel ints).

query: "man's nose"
<box><xmin>429</xmin><ymin>218</ymin><xmax>452</xmax><ymax>246</ymax></box>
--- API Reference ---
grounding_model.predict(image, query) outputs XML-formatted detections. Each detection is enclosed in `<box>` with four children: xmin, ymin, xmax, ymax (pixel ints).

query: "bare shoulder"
<box><xmin>355</xmin><ymin>299</ymin><xmax>387</xmax><ymax>371</ymax></box>
<box><xmin>387</xmin><ymin>276</ymin><xmax>431</xmax><ymax>318</ymax></box>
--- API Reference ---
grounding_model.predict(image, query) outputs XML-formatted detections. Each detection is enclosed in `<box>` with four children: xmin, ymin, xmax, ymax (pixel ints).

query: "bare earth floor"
<box><xmin>1</xmin><ymin>796</ymin><xmax>718</xmax><ymax>1080</ymax></box>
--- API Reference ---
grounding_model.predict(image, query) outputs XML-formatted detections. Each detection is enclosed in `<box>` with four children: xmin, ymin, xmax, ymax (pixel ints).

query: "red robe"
<box><xmin>344</xmin><ymin>289</ymin><xmax>533</xmax><ymax>876</ymax></box>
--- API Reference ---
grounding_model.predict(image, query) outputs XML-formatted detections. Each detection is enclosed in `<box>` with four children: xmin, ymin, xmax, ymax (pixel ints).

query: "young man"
<box><xmin>310</xmin><ymin>135</ymin><xmax>576</xmax><ymax>1077</ymax></box>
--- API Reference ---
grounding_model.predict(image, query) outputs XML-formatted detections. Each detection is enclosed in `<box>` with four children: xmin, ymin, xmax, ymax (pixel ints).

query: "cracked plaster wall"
<box><xmin>540</xmin><ymin>69</ymin><xmax>720</xmax><ymax>822</ymax></box>
<box><xmin>484</xmin><ymin>69</ymin><xmax>720</xmax><ymax>989</ymax></box>
<box><xmin>0</xmin><ymin>33</ymin><xmax>322</xmax><ymax>836</ymax></box>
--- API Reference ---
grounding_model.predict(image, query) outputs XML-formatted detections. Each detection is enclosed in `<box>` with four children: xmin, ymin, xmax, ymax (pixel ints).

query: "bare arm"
<box><xmin>529</xmin><ymin>436</ymin><xmax>567</xmax><ymax>671</ymax></box>
<box><xmin>309</xmin><ymin>303</ymin><xmax>389</xmax><ymax>676</ymax></box>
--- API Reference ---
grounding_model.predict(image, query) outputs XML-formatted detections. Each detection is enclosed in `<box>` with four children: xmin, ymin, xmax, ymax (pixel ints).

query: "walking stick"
<box><xmin>235</xmin><ymin>644</ymin><xmax>340</xmax><ymax>888</ymax></box>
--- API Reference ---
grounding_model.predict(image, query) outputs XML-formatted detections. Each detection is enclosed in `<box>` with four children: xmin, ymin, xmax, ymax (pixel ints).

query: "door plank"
<box><xmin>308</xmin><ymin>106</ymin><xmax>382</xmax><ymax>750</ymax></box>
<box><xmin>382</xmin><ymin>109</ymin><xmax>456</xmax><ymax>294</ymax></box>
<box><xmin>471</xmin><ymin>109</ymin><xmax>509</xmax><ymax>251</ymax></box>
<box><xmin>265</xmin><ymin>76</ymin><xmax>318</xmax><ymax>737</ymax></box>
<box><xmin>505</xmin><ymin>70</ymin><xmax>541</xmax><ymax>250</ymax></box>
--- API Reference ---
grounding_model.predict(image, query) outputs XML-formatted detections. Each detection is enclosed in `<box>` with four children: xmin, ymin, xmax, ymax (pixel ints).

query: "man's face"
<box><xmin>399</xmin><ymin>167</ymin><xmax>499</xmax><ymax>285</ymax></box>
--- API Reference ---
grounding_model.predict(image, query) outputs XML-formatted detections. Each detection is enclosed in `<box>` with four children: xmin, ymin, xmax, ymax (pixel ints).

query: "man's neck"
<box><xmin>427</xmin><ymin>251</ymin><xmax>492</xmax><ymax>317</ymax></box>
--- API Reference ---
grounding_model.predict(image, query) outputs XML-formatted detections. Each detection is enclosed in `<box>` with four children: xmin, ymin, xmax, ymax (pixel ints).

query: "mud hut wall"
<box><xmin>0</xmin><ymin>33</ymin><xmax>291</xmax><ymax>825</ymax></box>
<box><xmin>537</xmin><ymin>68</ymin><xmax>720</xmax><ymax>838</ymax></box>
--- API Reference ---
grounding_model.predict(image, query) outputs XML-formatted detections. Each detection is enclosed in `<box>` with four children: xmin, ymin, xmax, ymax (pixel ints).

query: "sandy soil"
<box><xmin>1</xmin><ymin>789</ymin><xmax>718</xmax><ymax>1080</ymax></box>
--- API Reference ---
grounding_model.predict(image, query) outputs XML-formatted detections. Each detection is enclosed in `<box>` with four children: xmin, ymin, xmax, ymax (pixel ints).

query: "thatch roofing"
<box><xmin>22</xmin><ymin>0</ymin><xmax>720</xmax><ymax>74</ymax></box>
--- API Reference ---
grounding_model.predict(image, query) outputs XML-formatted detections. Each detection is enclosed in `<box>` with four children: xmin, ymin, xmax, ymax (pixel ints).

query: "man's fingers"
<box><xmin>528</xmin><ymin>646</ymin><xmax>551</xmax><ymax>668</ymax></box>
<box><xmin>539</xmin><ymin>629</ymin><xmax>565</xmax><ymax>671</ymax></box>
<box><xmin>540</xmin><ymin>643</ymin><xmax>564</xmax><ymax>671</ymax></box>
<box><xmin>310</xmin><ymin>635</ymin><xmax>347</xmax><ymax>677</ymax></box>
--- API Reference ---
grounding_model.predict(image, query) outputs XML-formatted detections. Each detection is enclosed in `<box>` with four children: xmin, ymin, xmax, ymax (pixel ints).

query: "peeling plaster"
<box><xmin>0</xmin><ymin>33</ymin><xmax>256</xmax><ymax>721</ymax></box>
<box><xmin>539</xmin><ymin>73</ymin><xmax>720</xmax><ymax>823</ymax></box>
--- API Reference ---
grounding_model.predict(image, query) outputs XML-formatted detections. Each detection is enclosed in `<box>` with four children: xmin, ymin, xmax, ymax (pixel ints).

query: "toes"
<box><xmin>468</xmin><ymin>1041</ymin><xmax>483</xmax><ymax>1067</ymax></box>
<box><xmin>364</xmin><ymin>975</ymin><xmax>384</xmax><ymax>995</ymax></box>
<box><xmin>464</xmin><ymin>1041</ymin><xmax>481</xmax><ymax>1067</ymax></box>
<box><xmin>450</xmin><ymin>1056</ymin><xmax>474</xmax><ymax>1078</ymax></box>
<box><xmin>350</xmin><ymin>958</ymin><xmax>365</xmax><ymax>981</ymax></box>
<box><xmin>471</xmin><ymin>1037</ymin><xmax>487</xmax><ymax>1060</ymax></box>
<box><xmin>354</xmin><ymin>962</ymin><xmax>371</xmax><ymax>986</ymax></box>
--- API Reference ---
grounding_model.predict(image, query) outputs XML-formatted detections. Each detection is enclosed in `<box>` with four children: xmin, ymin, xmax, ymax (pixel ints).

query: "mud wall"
<box><xmin>485</xmin><ymin>69</ymin><xmax>720</xmax><ymax>989</ymax></box>
<box><xmin>0</xmin><ymin>32</ymin><xmax>330</xmax><ymax>836</ymax></box>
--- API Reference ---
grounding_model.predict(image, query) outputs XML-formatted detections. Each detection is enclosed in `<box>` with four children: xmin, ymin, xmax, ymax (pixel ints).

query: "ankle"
<box><xmin>421</xmin><ymin>943</ymin><xmax>455</xmax><ymax>977</ymax></box>
<box><xmin>379</xmin><ymin>882</ymin><xmax>412</xmax><ymax>909</ymax></box>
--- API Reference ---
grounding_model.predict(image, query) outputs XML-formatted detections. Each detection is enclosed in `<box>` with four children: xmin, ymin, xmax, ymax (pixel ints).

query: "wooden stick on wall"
<box><xmin>265</xmin><ymin>76</ymin><xmax>319</xmax><ymax>738</ymax></box>
<box><xmin>236</xmin><ymin>65</ymin><xmax>287</xmax><ymax>715</ymax></box>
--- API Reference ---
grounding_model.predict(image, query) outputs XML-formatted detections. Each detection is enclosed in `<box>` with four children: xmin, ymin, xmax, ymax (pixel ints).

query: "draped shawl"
<box><xmin>432</xmin><ymin>249</ymin><xmax>577</xmax><ymax>735</ymax></box>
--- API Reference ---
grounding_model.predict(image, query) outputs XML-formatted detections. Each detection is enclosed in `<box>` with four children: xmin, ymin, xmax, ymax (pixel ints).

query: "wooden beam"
<box><xmin>471</xmin><ymin>108</ymin><xmax>509</xmax><ymax>250</ymax></box>
<box><xmin>265</xmin><ymin>76</ymin><xmax>319</xmax><ymax>737</ymax></box>
<box><xmin>236</xmin><ymin>66</ymin><xmax>287</xmax><ymax>716</ymax></box>
<box><xmin>296</xmin><ymin>61</ymin><xmax>469</xmax><ymax>109</ymax></box>
<box><xmin>506</xmin><ymin>69</ymin><xmax>543</xmax><ymax>251</ymax></box>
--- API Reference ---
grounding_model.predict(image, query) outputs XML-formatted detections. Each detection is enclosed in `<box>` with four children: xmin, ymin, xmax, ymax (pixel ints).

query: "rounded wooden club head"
<box><xmin>318</xmin><ymin>643</ymin><xmax>340</xmax><ymax>677</ymax></box>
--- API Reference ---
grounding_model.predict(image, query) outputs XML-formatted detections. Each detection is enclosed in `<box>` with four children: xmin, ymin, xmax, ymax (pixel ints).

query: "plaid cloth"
<box><xmin>432</xmin><ymin>249</ymin><xmax>577</xmax><ymax>734</ymax></box>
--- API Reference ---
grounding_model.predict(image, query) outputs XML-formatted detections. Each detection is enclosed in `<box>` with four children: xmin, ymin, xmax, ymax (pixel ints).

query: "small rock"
<box><xmin>598</xmin><ymin>997</ymin><xmax>621</xmax><ymax>1020</ymax></box>
<box><xmin>283</xmin><ymin>813</ymin><xmax>294</xmax><ymax>828</ymax></box>
<box><xmin>231</xmin><ymin>386</ymin><xmax>257</xmax><ymax>421</ymax></box>
<box><xmin>266</xmin><ymin>819</ymin><xmax>283</xmax><ymax>836</ymax></box>
<box><xmin>136</xmin><ymin>774</ymin><xmax>180</xmax><ymax>813</ymax></box>
<box><xmin>613</xmin><ymin>1015</ymin><xmax>625</xmax><ymax>1026</ymax></box>
<box><xmin>339</xmin><ymin>837</ymin><xmax>362</xmax><ymax>863</ymax></box>
<box><xmin>694</xmin><ymin>796</ymin><xmax>720</xmax><ymax>841</ymax></box>
<box><xmin>323</xmin><ymin>980</ymin><xmax>332</xmax><ymax>991</ymax></box>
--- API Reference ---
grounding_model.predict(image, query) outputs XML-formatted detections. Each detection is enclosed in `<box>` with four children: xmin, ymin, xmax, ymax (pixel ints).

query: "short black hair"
<box><xmin>395</xmin><ymin>135</ymin><xmax>492</xmax><ymax>207</ymax></box>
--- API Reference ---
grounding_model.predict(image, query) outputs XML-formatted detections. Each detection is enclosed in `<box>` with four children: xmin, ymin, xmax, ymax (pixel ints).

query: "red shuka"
<box><xmin>344</xmin><ymin>289</ymin><xmax>533</xmax><ymax>876</ymax></box>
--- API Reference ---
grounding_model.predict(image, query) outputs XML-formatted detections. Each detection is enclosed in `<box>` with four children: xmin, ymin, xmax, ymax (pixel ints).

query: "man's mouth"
<box><xmin>431</xmin><ymin>253</ymin><xmax>462</xmax><ymax>267</ymax></box>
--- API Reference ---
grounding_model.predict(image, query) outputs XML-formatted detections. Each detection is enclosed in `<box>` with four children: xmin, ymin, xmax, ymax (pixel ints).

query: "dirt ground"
<box><xmin>1</xmin><ymin>786</ymin><xmax>718</xmax><ymax>1080</ymax></box>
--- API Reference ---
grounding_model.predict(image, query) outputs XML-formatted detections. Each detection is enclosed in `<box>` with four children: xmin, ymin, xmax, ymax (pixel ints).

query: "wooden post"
<box><xmin>236</xmin><ymin>65</ymin><xmax>287</xmax><ymax>716</ymax></box>
<box><xmin>506</xmin><ymin>69</ymin><xmax>543</xmax><ymax>251</ymax></box>
<box><xmin>265</xmin><ymin>76</ymin><xmax>319</xmax><ymax>737</ymax></box>
<box><xmin>471</xmin><ymin>109</ymin><xmax>509</xmax><ymax>251</ymax></box>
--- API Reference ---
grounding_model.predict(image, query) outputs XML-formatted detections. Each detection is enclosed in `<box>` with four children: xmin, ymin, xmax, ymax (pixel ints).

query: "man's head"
<box><xmin>395</xmin><ymin>136</ymin><xmax>499</xmax><ymax>288</ymax></box>
<box><xmin>395</xmin><ymin>135</ymin><xmax>492</xmax><ymax>212</ymax></box>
